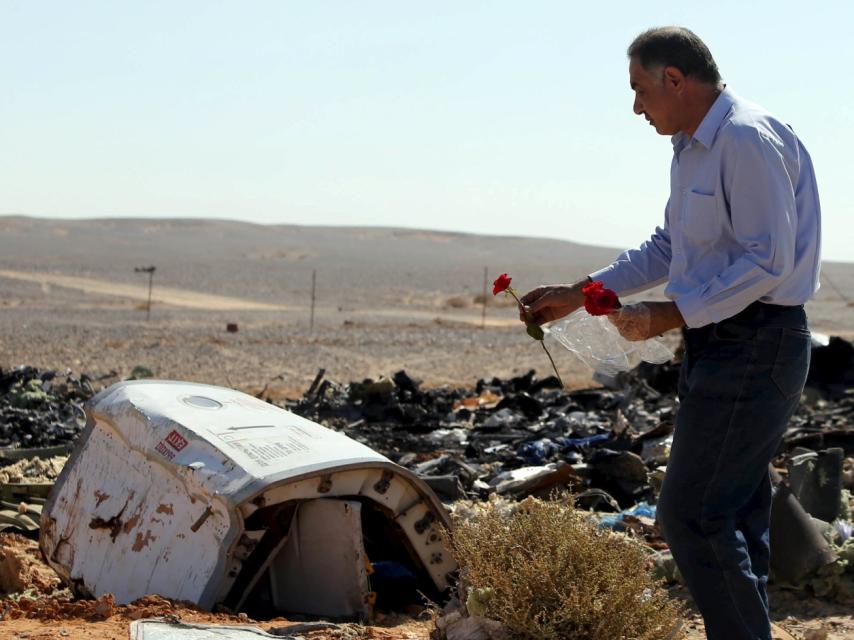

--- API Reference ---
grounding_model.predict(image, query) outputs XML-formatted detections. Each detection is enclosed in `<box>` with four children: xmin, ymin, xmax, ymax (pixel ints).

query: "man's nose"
<box><xmin>633</xmin><ymin>95</ymin><xmax>643</xmax><ymax>115</ymax></box>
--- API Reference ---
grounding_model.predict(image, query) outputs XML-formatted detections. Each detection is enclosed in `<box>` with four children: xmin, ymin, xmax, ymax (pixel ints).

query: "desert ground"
<box><xmin>0</xmin><ymin>216</ymin><xmax>851</xmax><ymax>396</ymax></box>
<box><xmin>0</xmin><ymin>216</ymin><xmax>853</xmax><ymax>640</ymax></box>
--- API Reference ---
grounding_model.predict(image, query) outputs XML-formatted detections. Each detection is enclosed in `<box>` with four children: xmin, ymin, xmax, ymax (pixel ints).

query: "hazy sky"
<box><xmin>2</xmin><ymin>1</ymin><xmax>852</xmax><ymax>262</ymax></box>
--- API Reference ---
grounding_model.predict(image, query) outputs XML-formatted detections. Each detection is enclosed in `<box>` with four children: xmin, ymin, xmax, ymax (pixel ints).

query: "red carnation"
<box><xmin>582</xmin><ymin>281</ymin><xmax>620</xmax><ymax>316</ymax></box>
<box><xmin>492</xmin><ymin>271</ymin><xmax>563</xmax><ymax>388</ymax></box>
<box><xmin>492</xmin><ymin>273</ymin><xmax>512</xmax><ymax>296</ymax></box>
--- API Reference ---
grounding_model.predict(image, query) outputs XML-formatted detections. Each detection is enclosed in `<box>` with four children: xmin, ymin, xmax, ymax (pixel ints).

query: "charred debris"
<box><xmin>0</xmin><ymin>335</ymin><xmax>852</xmax><ymax>614</ymax></box>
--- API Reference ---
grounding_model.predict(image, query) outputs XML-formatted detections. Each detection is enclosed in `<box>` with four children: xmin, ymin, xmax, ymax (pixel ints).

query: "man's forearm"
<box><xmin>645</xmin><ymin>301</ymin><xmax>685</xmax><ymax>335</ymax></box>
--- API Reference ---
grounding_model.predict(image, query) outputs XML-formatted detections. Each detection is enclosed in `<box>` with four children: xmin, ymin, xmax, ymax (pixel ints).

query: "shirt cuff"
<box><xmin>674</xmin><ymin>290</ymin><xmax>714</xmax><ymax>328</ymax></box>
<box><xmin>588</xmin><ymin>266</ymin><xmax>620</xmax><ymax>292</ymax></box>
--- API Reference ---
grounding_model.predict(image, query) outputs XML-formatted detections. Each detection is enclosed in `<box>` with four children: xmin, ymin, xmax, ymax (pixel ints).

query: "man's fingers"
<box><xmin>529</xmin><ymin>310</ymin><xmax>550</xmax><ymax>325</ymax></box>
<box><xmin>525</xmin><ymin>292</ymin><xmax>553</xmax><ymax>314</ymax></box>
<box><xmin>518</xmin><ymin>289</ymin><xmax>543</xmax><ymax>306</ymax></box>
<box><xmin>519</xmin><ymin>285</ymin><xmax>579</xmax><ymax>325</ymax></box>
<box><xmin>519</xmin><ymin>305</ymin><xmax>553</xmax><ymax>326</ymax></box>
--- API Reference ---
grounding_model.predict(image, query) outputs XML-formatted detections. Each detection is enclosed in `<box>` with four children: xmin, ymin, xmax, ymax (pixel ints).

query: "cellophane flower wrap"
<box><xmin>549</xmin><ymin>281</ymin><xmax>674</xmax><ymax>376</ymax></box>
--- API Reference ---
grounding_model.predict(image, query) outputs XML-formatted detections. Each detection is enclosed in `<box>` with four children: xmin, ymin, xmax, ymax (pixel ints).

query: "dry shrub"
<box><xmin>473</xmin><ymin>294</ymin><xmax>516</xmax><ymax>307</ymax></box>
<box><xmin>446</xmin><ymin>296</ymin><xmax>470</xmax><ymax>309</ymax></box>
<box><xmin>447</xmin><ymin>495</ymin><xmax>681</xmax><ymax>640</ymax></box>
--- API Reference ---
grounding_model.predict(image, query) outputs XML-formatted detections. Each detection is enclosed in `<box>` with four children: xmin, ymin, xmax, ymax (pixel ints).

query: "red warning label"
<box><xmin>165</xmin><ymin>430</ymin><xmax>188</xmax><ymax>452</ymax></box>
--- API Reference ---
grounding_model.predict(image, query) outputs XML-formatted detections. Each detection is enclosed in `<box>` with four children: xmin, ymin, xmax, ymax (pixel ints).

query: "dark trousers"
<box><xmin>658</xmin><ymin>302</ymin><xmax>810</xmax><ymax>640</ymax></box>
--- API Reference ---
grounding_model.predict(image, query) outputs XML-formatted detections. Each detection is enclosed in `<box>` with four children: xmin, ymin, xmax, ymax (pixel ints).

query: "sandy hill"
<box><xmin>0</xmin><ymin>217</ymin><xmax>625</xmax><ymax>308</ymax></box>
<box><xmin>0</xmin><ymin>216</ymin><xmax>850</xmax><ymax>308</ymax></box>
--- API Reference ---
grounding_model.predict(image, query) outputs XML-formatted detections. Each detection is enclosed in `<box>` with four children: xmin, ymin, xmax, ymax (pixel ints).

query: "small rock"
<box><xmin>444</xmin><ymin>615</ymin><xmax>509</xmax><ymax>640</ymax></box>
<box><xmin>93</xmin><ymin>593</ymin><xmax>115</xmax><ymax>619</ymax></box>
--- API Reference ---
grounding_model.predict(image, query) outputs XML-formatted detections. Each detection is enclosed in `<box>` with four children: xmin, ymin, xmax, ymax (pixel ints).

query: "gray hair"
<box><xmin>628</xmin><ymin>27</ymin><xmax>721</xmax><ymax>85</ymax></box>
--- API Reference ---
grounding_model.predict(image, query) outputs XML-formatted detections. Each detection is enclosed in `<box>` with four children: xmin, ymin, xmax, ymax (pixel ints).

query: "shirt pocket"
<box><xmin>682</xmin><ymin>191</ymin><xmax>720</xmax><ymax>244</ymax></box>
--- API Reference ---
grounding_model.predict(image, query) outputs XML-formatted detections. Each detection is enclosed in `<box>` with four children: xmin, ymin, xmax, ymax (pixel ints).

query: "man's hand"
<box><xmin>518</xmin><ymin>280</ymin><xmax>589</xmax><ymax>325</ymax></box>
<box><xmin>608</xmin><ymin>301</ymin><xmax>684</xmax><ymax>341</ymax></box>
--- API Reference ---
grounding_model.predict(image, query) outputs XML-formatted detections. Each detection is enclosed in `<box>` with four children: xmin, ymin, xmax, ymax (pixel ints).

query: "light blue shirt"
<box><xmin>590</xmin><ymin>87</ymin><xmax>822</xmax><ymax>328</ymax></box>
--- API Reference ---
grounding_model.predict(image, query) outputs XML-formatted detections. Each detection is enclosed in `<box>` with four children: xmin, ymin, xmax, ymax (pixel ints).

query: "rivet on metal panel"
<box><xmin>413</xmin><ymin>511</ymin><xmax>435</xmax><ymax>535</ymax></box>
<box><xmin>317</xmin><ymin>474</ymin><xmax>333</xmax><ymax>493</ymax></box>
<box><xmin>430</xmin><ymin>552</ymin><xmax>443</xmax><ymax>565</ymax></box>
<box><xmin>372</xmin><ymin>470</ymin><xmax>393</xmax><ymax>495</ymax></box>
<box><xmin>428</xmin><ymin>532</ymin><xmax>439</xmax><ymax>544</ymax></box>
<box><xmin>190</xmin><ymin>505</ymin><xmax>214</xmax><ymax>532</ymax></box>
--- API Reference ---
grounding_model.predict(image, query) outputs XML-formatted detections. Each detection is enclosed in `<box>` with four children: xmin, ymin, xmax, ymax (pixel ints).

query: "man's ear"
<box><xmin>663</xmin><ymin>66</ymin><xmax>685</xmax><ymax>91</ymax></box>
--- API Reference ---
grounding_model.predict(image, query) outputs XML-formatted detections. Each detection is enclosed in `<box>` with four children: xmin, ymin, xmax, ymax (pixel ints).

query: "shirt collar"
<box><xmin>671</xmin><ymin>86</ymin><xmax>736</xmax><ymax>152</ymax></box>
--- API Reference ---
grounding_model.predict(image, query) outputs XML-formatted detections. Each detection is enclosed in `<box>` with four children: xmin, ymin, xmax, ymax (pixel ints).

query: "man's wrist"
<box><xmin>660</xmin><ymin>301</ymin><xmax>685</xmax><ymax>333</ymax></box>
<box><xmin>665</xmin><ymin>301</ymin><xmax>685</xmax><ymax>328</ymax></box>
<box><xmin>570</xmin><ymin>278</ymin><xmax>592</xmax><ymax>307</ymax></box>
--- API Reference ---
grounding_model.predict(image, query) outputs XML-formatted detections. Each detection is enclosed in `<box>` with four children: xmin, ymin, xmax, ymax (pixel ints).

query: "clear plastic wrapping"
<box><xmin>548</xmin><ymin>308</ymin><xmax>674</xmax><ymax>376</ymax></box>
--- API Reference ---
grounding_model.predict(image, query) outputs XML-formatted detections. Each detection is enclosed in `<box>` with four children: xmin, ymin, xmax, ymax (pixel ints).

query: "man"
<box><xmin>520</xmin><ymin>27</ymin><xmax>820</xmax><ymax>640</ymax></box>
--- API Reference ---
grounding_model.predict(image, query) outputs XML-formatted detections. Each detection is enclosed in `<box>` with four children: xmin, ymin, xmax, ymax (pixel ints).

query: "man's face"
<box><xmin>629</xmin><ymin>57</ymin><xmax>682</xmax><ymax>135</ymax></box>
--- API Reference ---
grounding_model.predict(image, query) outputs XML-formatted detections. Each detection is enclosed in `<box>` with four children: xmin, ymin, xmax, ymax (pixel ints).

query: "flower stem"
<box><xmin>540</xmin><ymin>341</ymin><xmax>564</xmax><ymax>389</ymax></box>
<box><xmin>506</xmin><ymin>288</ymin><xmax>536</xmax><ymax>323</ymax></box>
<box><xmin>506</xmin><ymin>287</ymin><xmax>563</xmax><ymax>386</ymax></box>
<box><xmin>506</xmin><ymin>288</ymin><xmax>524</xmax><ymax>308</ymax></box>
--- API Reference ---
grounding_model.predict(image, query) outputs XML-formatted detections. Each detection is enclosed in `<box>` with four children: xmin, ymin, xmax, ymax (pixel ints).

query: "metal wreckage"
<box><xmin>0</xmin><ymin>334</ymin><xmax>853</xmax><ymax>622</ymax></box>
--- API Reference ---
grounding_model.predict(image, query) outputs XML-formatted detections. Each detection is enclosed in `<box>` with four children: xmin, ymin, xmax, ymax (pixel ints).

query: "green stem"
<box><xmin>540</xmin><ymin>341</ymin><xmax>564</xmax><ymax>389</ymax></box>
<box><xmin>506</xmin><ymin>287</ymin><xmax>563</xmax><ymax>388</ymax></box>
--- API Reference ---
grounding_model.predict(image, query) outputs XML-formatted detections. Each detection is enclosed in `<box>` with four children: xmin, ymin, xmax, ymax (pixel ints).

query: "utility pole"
<box><xmin>309</xmin><ymin>269</ymin><xmax>317</xmax><ymax>333</ymax></box>
<box><xmin>134</xmin><ymin>266</ymin><xmax>156</xmax><ymax>320</ymax></box>
<box><xmin>480</xmin><ymin>266</ymin><xmax>488</xmax><ymax>329</ymax></box>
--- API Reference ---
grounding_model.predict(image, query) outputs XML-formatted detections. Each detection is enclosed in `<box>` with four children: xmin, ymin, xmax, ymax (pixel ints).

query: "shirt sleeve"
<box><xmin>588</xmin><ymin>201</ymin><xmax>672</xmax><ymax>296</ymax></box>
<box><xmin>675</xmin><ymin>128</ymin><xmax>798</xmax><ymax>328</ymax></box>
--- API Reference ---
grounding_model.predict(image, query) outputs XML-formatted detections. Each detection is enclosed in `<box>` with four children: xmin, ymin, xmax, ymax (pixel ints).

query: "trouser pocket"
<box><xmin>770</xmin><ymin>327</ymin><xmax>811</xmax><ymax>399</ymax></box>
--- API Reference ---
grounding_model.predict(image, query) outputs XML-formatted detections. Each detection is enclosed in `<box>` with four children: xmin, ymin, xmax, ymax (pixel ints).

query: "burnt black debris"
<box><xmin>1</xmin><ymin>336</ymin><xmax>852</xmax><ymax>514</ymax></box>
<box><xmin>285</xmin><ymin>339</ymin><xmax>854</xmax><ymax>598</ymax></box>
<box><xmin>289</xmin><ymin>337</ymin><xmax>854</xmax><ymax>515</ymax></box>
<box><xmin>807</xmin><ymin>337</ymin><xmax>854</xmax><ymax>398</ymax></box>
<box><xmin>0</xmin><ymin>366</ymin><xmax>95</xmax><ymax>449</ymax></box>
<box><xmin>289</xmin><ymin>365</ymin><xmax>668</xmax><ymax>503</ymax></box>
